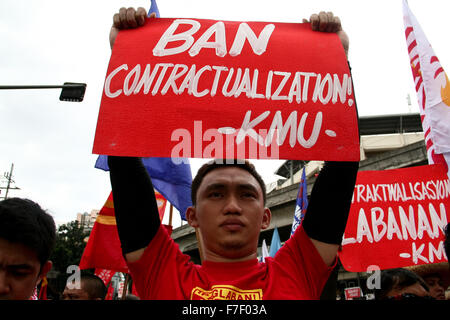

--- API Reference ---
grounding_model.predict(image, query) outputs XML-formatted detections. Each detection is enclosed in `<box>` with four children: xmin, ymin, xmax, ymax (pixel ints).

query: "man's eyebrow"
<box><xmin>238</xmin><ymin>183</ymin><xmax>259</xmax><ymax>191</ymax></box>
<box><xmin>203</xmin><ymin>183</ymin><xmax>260</xmax><ymax>193</ymax></box>
<box><xmin>9</xmin><ymin>264</ymin><xmax>34</xmax><ymax>269</ymax></box>
<box><xmin>6</xmin><ymin>264</ymin><xmax>34</xmax><ymax>271</ymax></box>
<box><xmin>203</xmin><ymin>183</ymin><xmax>226</xmax><ymax>192</ymax></box>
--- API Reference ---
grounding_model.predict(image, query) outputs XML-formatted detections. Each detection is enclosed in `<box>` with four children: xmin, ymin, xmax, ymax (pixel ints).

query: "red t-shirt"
<box><xmin>128</xmin><ymin>225</ymin><xmax>334</xmax><ymax>300</ymax></box>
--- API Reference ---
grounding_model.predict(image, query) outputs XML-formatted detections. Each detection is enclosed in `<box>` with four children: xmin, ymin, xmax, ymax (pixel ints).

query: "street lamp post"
<box><xmin>0</xmin><ymin>82</ymin><xmax>87</xmax><ymax>102</ymax></box>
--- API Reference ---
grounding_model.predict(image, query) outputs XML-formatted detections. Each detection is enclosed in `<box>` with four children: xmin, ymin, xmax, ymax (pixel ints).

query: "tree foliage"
<box><xmin>50</xmin><ymin>221</ymin><xmax>89</xmax><ymax>273</ymax></box>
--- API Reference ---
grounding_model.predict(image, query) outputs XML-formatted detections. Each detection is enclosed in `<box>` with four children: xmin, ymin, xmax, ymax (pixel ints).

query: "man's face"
<box><xmin>424</xmin><ymin>275</ymin><xmax>445</xmax><ymax>300</ymax></box>
<box><xmin>0</xmin><ymin>238</ymin><xmax>50</xmax><ymax>300</ymax></box>
<box><xmin>387</xmin><ymin>282</ymin><xmax>430</xmax><ymax>298</ymax></box>
<box><xmin>61</xmin><ymin>280</ymin><xmax>91</xmax><ymax>300</ymax></box>
<box><xmin>187</xmin><ymin>167</ymin><xmax>271</xmax><ymax>261</ymax></box>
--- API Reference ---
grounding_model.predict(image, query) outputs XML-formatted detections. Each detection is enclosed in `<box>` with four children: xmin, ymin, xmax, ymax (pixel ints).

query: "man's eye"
<box><xmin>242</xmin><ymin>192</ymin><xmax>256</xmax><ymax>198</ymax></box>
<box><xmin>208</xmin><ymin>192</ymin><xmax>222</xmax><ymax>198</ymax></box>
<box><xmin>10</xmin><ymin>270</ymin><xmax>31</xmax><ymax>277</ymax></box>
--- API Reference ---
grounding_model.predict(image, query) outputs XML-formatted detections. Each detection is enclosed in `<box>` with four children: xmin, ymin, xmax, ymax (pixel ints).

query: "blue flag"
<box><xmin>291</xmin><ymin>168</ymin><xmax>308</xmax><ymax>236</ymax></box>
<box><xmin>148</xmin><ymin>0</ymin><xmax>160</xmax><ymax>17</ymax></box>
<box><xmin>269</xmin><ymin>228</ymin><xmax>281</xmax><ymax>258</ymax></box>
<box><xmin>95</xmin><ymin>155</ymin><xmax>192</xmax><ymax>221</ymax></box>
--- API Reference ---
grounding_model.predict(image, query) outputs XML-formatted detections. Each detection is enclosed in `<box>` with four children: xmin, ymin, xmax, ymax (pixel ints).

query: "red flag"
<box><xmin>403</xmin><ymin>0</ymin><xmax>450</xmax><ymax>177</ymax></box>
<box><xmin>95</xmin><ymin>268</ymin><xmax>116</xmax><ymax>300</ymax></box>
<box><xmin>155</xmin><ymin>189</ymin><xmax>167</xmax><ymax>221</ymax></box>
<box><xmin>79</xmin><ymin>192</ymin><xmax>174</xmax><ymax>273</ymax></box>
<box><xmin>95</xmin><ymin>268</ymin><xmax>116</xmax><ymax>286</ymax></box>
<box><xmin>131</xmin><ymin>281</ymin><xmax>140</xmax><ymax>299</ymax></box>
<box><xmin>79</xmin><ymin>192</ymin><xmax>129</xmax><ymax>273</ymax></box>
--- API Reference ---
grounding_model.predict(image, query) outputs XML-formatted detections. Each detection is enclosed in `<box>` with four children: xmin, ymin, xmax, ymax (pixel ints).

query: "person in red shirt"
<box><xmin>108</xmin><ymin>8</ymin><xmax>358</xmax><ymax>300</ymax></box>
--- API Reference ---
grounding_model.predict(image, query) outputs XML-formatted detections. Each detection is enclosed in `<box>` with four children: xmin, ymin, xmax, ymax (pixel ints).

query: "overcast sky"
<box><xmin>0</xmin><ymin>0</ymin><xmax>448</xmax><ymax>227</ymax></box>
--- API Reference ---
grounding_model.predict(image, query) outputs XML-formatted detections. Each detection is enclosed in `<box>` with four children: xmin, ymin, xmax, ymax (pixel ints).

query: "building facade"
<box><xmin>76</xmin><ymin>209</ymin><xmax>99</xmax><ymax>232</ymax></box>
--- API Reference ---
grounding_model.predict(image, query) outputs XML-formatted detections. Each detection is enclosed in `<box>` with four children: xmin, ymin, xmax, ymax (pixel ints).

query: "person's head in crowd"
<box><xmin>375</xmin><ymin>268</ymin><xmax>432</xmax><ymax>300</ymax></box>
<box><xmin>62</xmin><ymin>273</ymin><xmax>107</xmax><ymax>300</ymax></box>
<box><xmin>186</xmin><ymin>159</ymin><xmax>271</xmax><ymax>261</ymax></box>
<box><xmin>0</xmin><ymin>198</ymin><xmax>56</xmax><ymax>300</ymax></box>
<box><xmin>190</xmin><ymin>159</ymin><xmax>267</xmax><ymax>206</ymax></box>
<box><xmin>407</xmin><ymin>262</ymin><xmax>449</xmax><ymax>300</ymax></box>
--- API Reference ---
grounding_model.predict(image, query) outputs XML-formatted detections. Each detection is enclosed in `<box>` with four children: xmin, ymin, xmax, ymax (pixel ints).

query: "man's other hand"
<box><xmin>110</xmin><ymin>7</ymin><xmax>155</xmax><ymax>49</ymax></box>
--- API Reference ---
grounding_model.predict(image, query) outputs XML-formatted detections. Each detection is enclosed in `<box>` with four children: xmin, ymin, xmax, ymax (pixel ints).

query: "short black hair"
<box><xmin>0</xmin><ymin>198</ymin><xmax>56</xmax><ymax>266</ymax></box>
<box><xmin>375</xmin><ymin>268</ymin><xmax>429</xmax><ymax>300</ymax></box>
<box><xmin>191</xmin><ymin>159</ymin><xmax>267</xmax><ymax>206</ymax></box>
<box><xmin>81</xmin><ymin>274</ymin><xmax>107</xmax><ymax>300</ymax></box>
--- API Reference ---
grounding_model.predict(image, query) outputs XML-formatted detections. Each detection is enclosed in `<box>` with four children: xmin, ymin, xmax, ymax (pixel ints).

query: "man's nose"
<box><xmin>223</xmin><ymin>195</ymin><xmax>242</xmax><ymax>214</ymax></box>
<box><xmin>0</xmin><ymin>270</ymin><xmax>10</xmax><ymax>296</ymax></box>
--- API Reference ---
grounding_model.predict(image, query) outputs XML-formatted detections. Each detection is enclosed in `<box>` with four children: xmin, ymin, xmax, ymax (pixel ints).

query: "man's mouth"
<box><xmin>220</xmin><ymin>219</ymin><xmax>245</xmax><ymax>231</ymax></box>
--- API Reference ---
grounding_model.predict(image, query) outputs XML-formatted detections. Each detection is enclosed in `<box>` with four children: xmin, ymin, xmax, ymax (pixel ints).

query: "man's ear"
<box><xmin>186</xmin><ymin>206</ymin><xmax>199</xmax><ymax>227</ymax></box>
<box><xmin>261</xmin><ymin>208</ymin><xmax>272</xmax><ymax>230</ymax></box>
<box><xmin>36</xmin><ymin>260</ymin><xmax>53</xmax><ymax>286</ymax></box>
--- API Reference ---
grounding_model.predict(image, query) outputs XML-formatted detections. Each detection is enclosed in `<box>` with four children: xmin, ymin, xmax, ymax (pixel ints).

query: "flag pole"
<box><xmin>121</xmin><ymin>273</ymin><xmax>131</xmax><ymax>300</ymax></box>
<box><xmin>195</xmin><ymin>228</ymin><xmax>205</xmax><ymax>263</ymax></box>
<box><xmin>169</xmin><ymin>204</ymin><xmax>173</xmax><ymax>227</ymax></box>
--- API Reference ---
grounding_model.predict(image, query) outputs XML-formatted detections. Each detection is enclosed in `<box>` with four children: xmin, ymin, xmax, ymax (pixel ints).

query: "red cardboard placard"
<box><xmin>344</xmin><ymin>287</ymin><xmax>362</xmax><ymax>300</ymax></box>
<box><xmin>340</xmin><ymin>164</ymin><xmax>450</xmax><ymax>272</ymax></box>
<box><xmin>93</xmin><ymin>18</ymin><xmax>359</xmax><ymax>160</ymax></box>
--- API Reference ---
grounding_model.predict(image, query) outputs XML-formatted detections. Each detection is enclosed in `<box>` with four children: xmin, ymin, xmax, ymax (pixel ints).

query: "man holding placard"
<box><xmin>105</xmin><ymin>7</ymin><xmax>358</xmax><ymax>300</ymax></box>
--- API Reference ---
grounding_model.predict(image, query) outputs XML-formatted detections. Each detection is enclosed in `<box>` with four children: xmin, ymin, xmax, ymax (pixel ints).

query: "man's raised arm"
<box><xmin>301</xmin><ymin>12</ymin><xmax>358</xmax><ymax>266</ymax></box>
<box><xmin>108</xmin><ymin>8</ymin><xmax>160</xmax><ymax>263</ymax></box>
<box><xmin>108</xmin><ymin>156</ymin><xmax>161</xmax><ymax>262</ymax></box>
<box><xmin>302</xmin><ymin>161</ymin><xmax>359</xmax><ymax>266</ymax></box>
